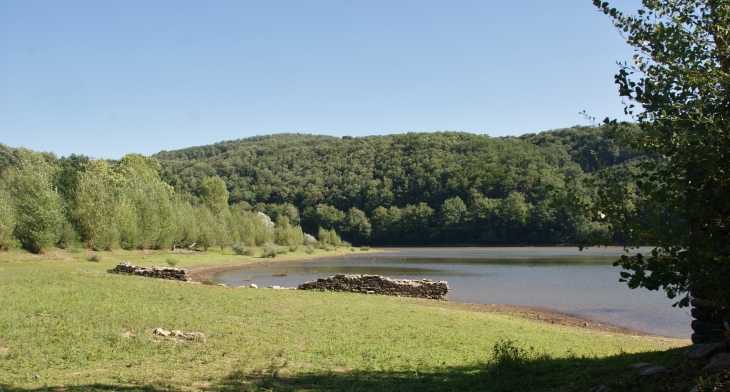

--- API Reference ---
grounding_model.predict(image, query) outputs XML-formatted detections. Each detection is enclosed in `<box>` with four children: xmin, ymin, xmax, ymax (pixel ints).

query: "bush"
<box><xmin>288</xmin><ymin>245</ymin><xmax>299</xmax><ymax>252</ymax></box>
<box><xmin>261</xmin><ymin>242</ymin><xmax>287</xmax><ymax>258</ymax></box>
<box><xmin>305</xmin><ymin>244</ymin><xmax>314</xmax><ymax>254</ymax></box>
<box><xmin>88</xmin><ymin>255</ymin><xmax>100</xmax><ymax>262</ymax></box>
<box><xmin>56</xmin><ymin>221</ymin><xmax>79</xmax><ymax>250</ymax></box>
<box><xmin>166</xmin><ymin>258</ymin><xmax>178</xmax><ymax>267</ymax></box>
<box><xmin>232</xmin><ymin>242</ymin><xmax>254</xmax><ymax>256</ymax></box>
<box><xmin>360</xmin><ymin>246</ymin><xmax>370</xmax><ymax>251</ymax></box>
<box><xmin>317</xmin><ymin>227</ymin><xmax>343</xmax><ymax>248</ymax></box>
<box><xmin>481</xmin><ymin>339</ymin><xmax>553</xmax><ymax>391</ymax></box>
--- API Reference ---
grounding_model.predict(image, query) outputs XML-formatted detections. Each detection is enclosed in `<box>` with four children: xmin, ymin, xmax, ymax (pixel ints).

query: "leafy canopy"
<box><xmin>588</xmin><ymin>0</ymin><xmax>730</xmax><ymax>307</ymax></box>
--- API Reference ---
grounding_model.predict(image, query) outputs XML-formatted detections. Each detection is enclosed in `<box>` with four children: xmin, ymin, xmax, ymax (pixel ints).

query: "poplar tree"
<box><xmin>9</xmin><ymin>150</ymin><xmax>63</xmax><ymax>253</ymax></box>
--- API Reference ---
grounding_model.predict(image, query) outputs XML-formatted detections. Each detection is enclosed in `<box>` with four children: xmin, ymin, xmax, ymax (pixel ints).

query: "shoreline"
<box><xmin>188</xmin><ymin>248</ymin><xmax>686</xmax><ymax>341</ymax></box>
<box><xmin>188</xmin><ymin>249</ymin><xmax>378</xmax><ymax>282</ymax></box>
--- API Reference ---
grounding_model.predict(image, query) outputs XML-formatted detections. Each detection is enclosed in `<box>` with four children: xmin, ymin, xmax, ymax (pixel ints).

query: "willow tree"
<box><xmin>8</xmin><ymin>150</ymin><xmax>64</xmax><ymax>253</ymax></box>
<box><xmin>72</xmin><ymin>159</ymin><xmax>119</xmax><ymax>250</ymax></box>
<box><xmin>587</xmin><ymin>1</ymin><xmax>730</xmax><ymax>309</ymax></box>
<box><xmin>115</xmin><ymin>155</ymin><xmax>175</xmax><ymax>250</ymax></box>
<box><xmin>0</xmin><ymin>188</ymin><xmax>15</xmax><ymax>250</ymax></box>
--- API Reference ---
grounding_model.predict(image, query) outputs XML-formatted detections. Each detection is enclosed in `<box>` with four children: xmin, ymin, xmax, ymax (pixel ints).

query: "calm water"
<box><xmin>214</xmin><ymin>247</ymin><xmax>693</xmax><ymax>339</ymax></box>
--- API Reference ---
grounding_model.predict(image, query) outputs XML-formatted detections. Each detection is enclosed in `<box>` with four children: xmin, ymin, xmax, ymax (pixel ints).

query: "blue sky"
<box><xmin>0</xmin><ymin>0</ymin><xmax>642</xmax><ymax>159</ymax></box>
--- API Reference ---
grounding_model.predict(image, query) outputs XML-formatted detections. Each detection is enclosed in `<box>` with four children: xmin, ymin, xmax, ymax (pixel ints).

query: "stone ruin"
<box><xmin>691</xmin><ymin>297</ymin><xmax>729</xmax><ymax>344</ymax></box>
<box><xmin>298</xmin><ymin>273</ymin><xmax>449</xmax><ymax>300</ymax></box>
<box><xmin>108</xmin><ymin>261</ymin><xmax>192</xmax><ymax>282</ymax></box>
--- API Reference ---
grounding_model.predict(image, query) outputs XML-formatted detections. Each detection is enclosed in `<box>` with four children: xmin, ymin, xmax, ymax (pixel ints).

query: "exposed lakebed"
<box><xmin>214</xmin><ymin>247</ymin><xmax>693</xmax><ymax>339</ymax></box>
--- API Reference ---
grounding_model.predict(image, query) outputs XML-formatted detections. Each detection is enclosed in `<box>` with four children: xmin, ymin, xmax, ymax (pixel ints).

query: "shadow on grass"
<box><xmin>1</xmin><ymin>343</ymin><xmax>693</xmax><ymax>392</ymax></box>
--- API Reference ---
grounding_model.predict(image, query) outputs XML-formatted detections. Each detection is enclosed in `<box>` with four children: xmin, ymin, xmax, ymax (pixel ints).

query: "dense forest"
<box><xmin>0</xmin><ymin>125</ymin><xmax>641</xmax><ymax>253</ymax></box>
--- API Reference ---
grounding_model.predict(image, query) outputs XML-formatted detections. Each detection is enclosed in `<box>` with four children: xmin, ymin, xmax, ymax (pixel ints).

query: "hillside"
<box><xmin>0</xmin><ymin>125</ymin><xmax>641</xmax><ymax>250</ymax></box>
<box><xmin>153</xmin><ymin>126</ymin><xmax>640</xmax><ymax>245</ymax></box>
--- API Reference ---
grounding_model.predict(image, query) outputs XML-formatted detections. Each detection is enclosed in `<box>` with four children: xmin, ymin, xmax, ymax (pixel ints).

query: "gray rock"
<box><xmin>298</xmin><ymin>274</ymin><xmax>449</xmax><ymax>300</ymax></box>
<box><xmin>108</xmin><ymin>261</ymin><xmax>192</xmax><ymax>281</ymax></box>
<box><xmin>629</xmin><ymin>363</ymin><xmax>667</xmax><ymax>375</ymax></box>
<box><xmin>638</xmin><ymin>365</ymin><xmax>667</xmax><ymax>375</ymax></box>
<box><xmin>628</xmin><ymin>362</ymin><xmax>651</xmax><ymax>370</ymax></box>
<box><xmin>685</xmin><ymin>342</ymin><xmax>727</xmax><ymax>360</ymax></box>
<box><xmin>589</xmin><ymin>385</ymin><xmax>608</xmax><ymax>392</ymax></box>
<box><xmin>701</xmin><ymin>352</ymin><xmax>730</xmax><ymax>374</ymax></box>
<box><xmin>250</xmin><ymin>283</ymin><xmax>257</xmax><ymax>288</ymax></box>
<box><xmin>172</xmin><ymin>330</ymin><xmax>184</xmax><ymax>337</ymax></box>
<box><xmin>121</xmin><ymin>331</ymin><xmax>136</xmax><ymax>339</ymax></box>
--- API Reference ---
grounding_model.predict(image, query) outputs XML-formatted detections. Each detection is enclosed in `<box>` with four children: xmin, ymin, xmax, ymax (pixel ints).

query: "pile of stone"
<box><xmin>108</xmin><ymin>261</ymin><xmax>192</xmax><ymax>282</ymax></box>
<box><xmin>153</xmin><ymin>328</ymin><xmax>206</xmax><ymax>342</ymax></box>
<box><xmin>684</xmin><ymin>295</ymin><xmax>730</xmax><ymax>376</ymax></box>
<box><xmin>298</xmin><ymin>274</ymin><xmax>449</xmax><ymax>300</ymax></box>
<box><xmin>690</xmin><ymin>297</ymin><xmax>728</xmax><ymax>344</ymax></box>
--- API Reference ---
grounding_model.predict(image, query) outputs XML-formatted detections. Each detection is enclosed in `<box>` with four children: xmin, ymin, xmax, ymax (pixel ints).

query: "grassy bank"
<box><xmin>0</xmin><ymin>248</ymin><xmax>690</xmax><ymax>391</ymax></box>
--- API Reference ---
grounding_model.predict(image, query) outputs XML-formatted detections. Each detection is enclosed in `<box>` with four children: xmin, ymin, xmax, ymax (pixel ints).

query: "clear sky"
<box><xmin>0</xmin><ymin>0</ymin><xmax>642</xmax><ymax>159</ymax></box>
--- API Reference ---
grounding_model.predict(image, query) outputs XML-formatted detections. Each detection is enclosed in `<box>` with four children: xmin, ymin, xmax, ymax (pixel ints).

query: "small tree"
<box><xmin>585</xmin><ymin>0</ymin><xmax>730</xmax><ymax>309</ymax></box>
<box><xmin>9</xmin><ymin>150</ymin><xmax>63</xmax><ymax>253</ymax></box>
<box><xmin>72</xmin><ymin>160</ymin><xmax>118</xmax><ymax>250</ymax></box>
<box><xmin>341</xmin><ymin>207</ymin><xmax>371</xmax><ymax>245</ymax></box>
<box><xmin>0</xmin><ymin>188</ymin><xmax>16</xmax><ymax>250</ymax></box>
<box><xmin>198</xmin><ymin>176</ymin><xmax>229</xmax><ymax>215</ymax></box>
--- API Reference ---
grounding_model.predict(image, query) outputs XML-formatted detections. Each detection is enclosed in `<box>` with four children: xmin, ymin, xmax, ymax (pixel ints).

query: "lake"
<box><xmin>214</xmin><ymin>247</ymin><xmax>693</xmax><ymax>339</ymax></box>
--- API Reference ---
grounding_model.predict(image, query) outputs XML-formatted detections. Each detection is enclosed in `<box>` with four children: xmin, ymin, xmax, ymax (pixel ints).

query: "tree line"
<box><xmin>0</xmin><ymin>126</ymin><xmax>638</xmax><ymax>253</ymax></box>
<box><xmin>0</xmin><ymin>149</ymin><xmax>331</xmax><ymax>253</ymax></box>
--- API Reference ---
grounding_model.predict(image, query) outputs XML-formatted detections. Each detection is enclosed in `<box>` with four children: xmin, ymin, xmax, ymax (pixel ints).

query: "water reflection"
<box><xmin>214</xmin><ymin>247</ymin><xmax>692</xmax><ymax>339</ymax></box>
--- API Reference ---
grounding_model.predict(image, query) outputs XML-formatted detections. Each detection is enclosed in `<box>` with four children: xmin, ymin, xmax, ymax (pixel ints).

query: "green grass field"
<box><xmin>0</xmin><ymin>248</ymin><xmax>691</xmax><ymax>391</ymax></box>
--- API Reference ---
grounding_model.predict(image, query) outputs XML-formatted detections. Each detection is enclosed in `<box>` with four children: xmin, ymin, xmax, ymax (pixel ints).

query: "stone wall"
<box><xmin>691</xmin><ymin>297</ymin><xmax>728</xmax><ymax>344</ymax></box>
<box><xmin>108</xmin><ymin>261</ymin><xmax>192</xmax><ymax>282</ymax></box>
<box><xmin>298</xmin><ymin>274</ymin><xmax>449</xmax><ymax>300</ymax></box>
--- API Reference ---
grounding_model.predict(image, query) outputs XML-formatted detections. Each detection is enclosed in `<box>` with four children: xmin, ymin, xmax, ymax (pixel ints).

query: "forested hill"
<box><xmin>0</xmin><ymin>126</ymin><xmax>640</xmax><ymax>252</ymax></box>
<box><xmin>153</xmin><ymin>125</ymin><xmax>640</xmax><ymax>245</ymax></box>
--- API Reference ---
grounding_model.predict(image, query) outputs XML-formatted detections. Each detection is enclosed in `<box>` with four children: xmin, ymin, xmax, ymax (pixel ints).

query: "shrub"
<box><xmin>261</xmin><ymin>242</ymin><xmax>287</xmax><ymax>258</ymax></box>
<box><xmin>232</xmin><ymin>242</ymin><xmax>254</xmax><ymax>256</ymax></box>
<box><xmin>56</xmin><ymin>221</ymin><xmax>79</xmax><ymax>250</ymax></box>
<box><xmin>317</xmin><ymin>227</ymin><xmax>343</xmax><ymax>247</ymax></box>
<box><xmin>288</xmin><ymin>245</ymin><xmax>298</xmax><ymax>252</ymax></box>
<box><xmin>166</xmin><ymin>258</ymin><xmax>178</xmax><ymax>267</ymax></box>
<box><xmin>305</xmin><ymin>244</ymin><xmax>314</xmax><ymax>254</ymax></box>
<box><xmin>480</xmin><ymin>339</ymin><xmax>553</xmax><ymax>391</ymax></box>
<box><xmin>88</xmin><ymin>255</ymin><xmax>100</xmax><ymax>262</ymax></box>
<box><xmin>360</xmin><ymin>246</ymin><xmax>370</xmax><ymax>251</ymax></box>
<box><xmin>303</xmin><ymin>233</ymin><xmax>317</xmax><ymax>246</ymax></box>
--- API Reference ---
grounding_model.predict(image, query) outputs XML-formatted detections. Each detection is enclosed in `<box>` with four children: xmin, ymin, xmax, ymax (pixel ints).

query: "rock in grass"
<box><xmin>701</xmin><ymin>352</ymin><xmax>730</xmax><ymax>374</ymax></box>
<box><xmin>250</xmin><ymin>284</ymin><xmax>257</xmax><ymax>289</ymax></box>
<box><xmin>121</xmin><ymin>331</ymin><xmax>136</xmax><ymax>339</ymax></box>
<box><xmin>183</xmin><ymin>332</ymin><xmax>206</xmax><ymax>342</ymax></box>
<box><xmin>153</xmin><ymin>328</ymin><xmax>171</xmax><ymax>337</ymax></box>
<box><xmin>629</xmin><ymin>362</ymin><xmax>667</xmax><ymax>375</ymax></box>
<box><xmin>685</xmin><ymin>342</ymin><xmax>727</xmax><ymax>360</ymax></box>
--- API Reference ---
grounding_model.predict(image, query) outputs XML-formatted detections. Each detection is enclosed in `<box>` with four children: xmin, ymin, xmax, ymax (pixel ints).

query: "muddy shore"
<box><xmin>188</xmin><ymin>249</ymin><xmax>676</xmax><ymax>339</ymax></box>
